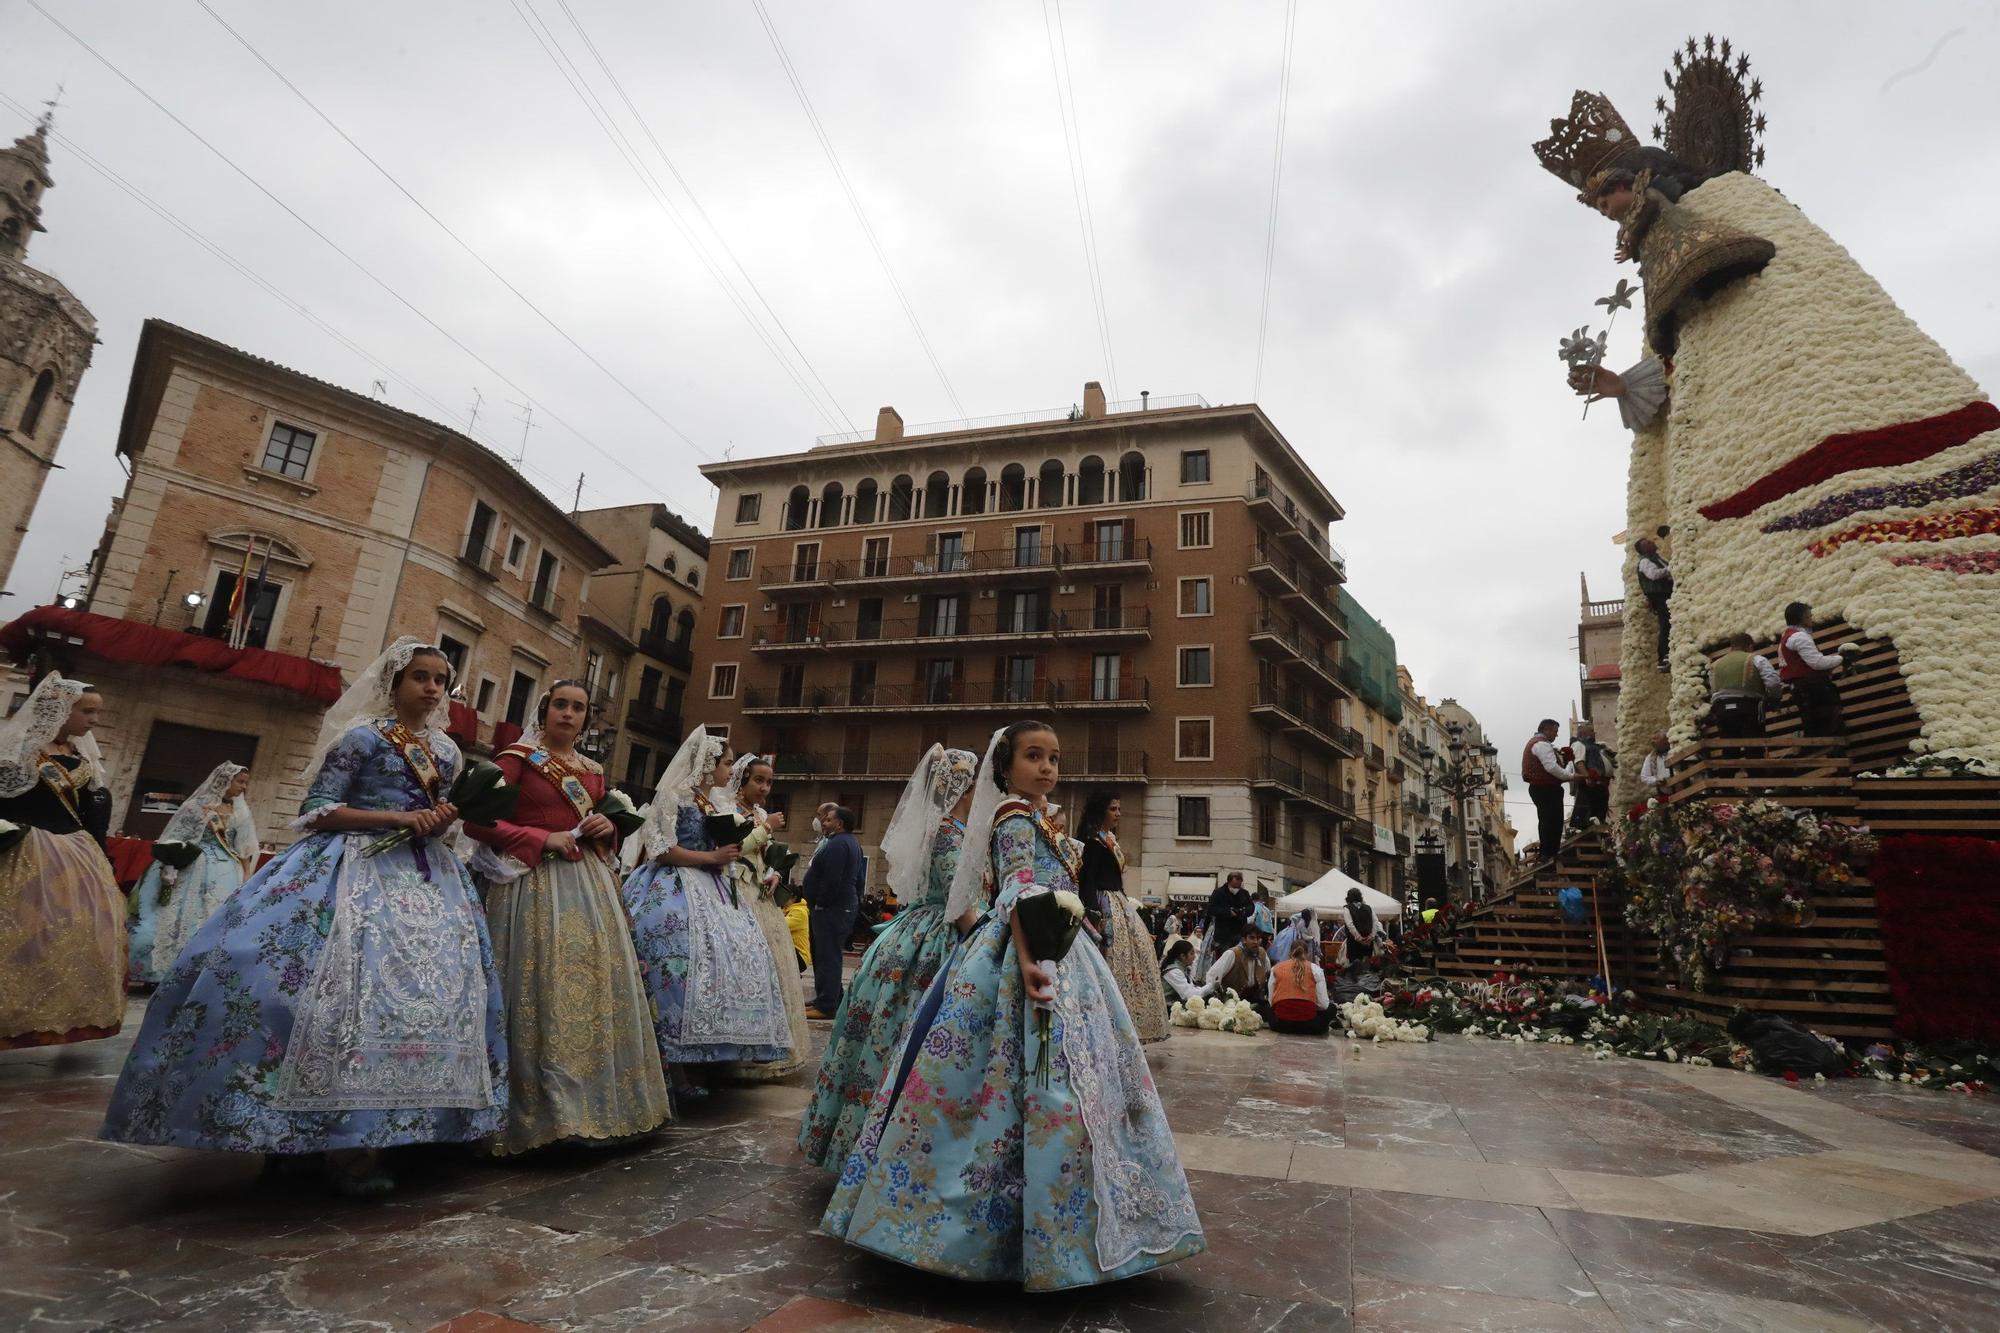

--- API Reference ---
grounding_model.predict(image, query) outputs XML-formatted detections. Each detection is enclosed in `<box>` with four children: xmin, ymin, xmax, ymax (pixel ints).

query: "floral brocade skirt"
<box><xmin>483</xmin><ymin>853</ymin><xmax>672</xmax><ymax>1155</ymax></box>
<box><xmin>731</xmin><ymin>884</ymin><xmax>810</xmax><ymax>1082</ymax></box>
<box><xmin>0</xmin><ymin>827</ymin><xmax>125</xmax><ymax>1049</ymax></box>
<box><xmin>621</xmin><ymin>861</ymin><xmax>791</xmax><ymax>1066</ymax></box>
<box><xmin>100</xmin><ymin>831</ymin><xmax>508</xmax><ymax>1153</ymax></box>
<box><xmin>797</xmin><ymin>901</ymin><xmax>957</xmax><ymax>1170</ymax></box>
<box><xmin>1105</xmin><ymin>891</ymin><xmax>1170</xmax><ymax>1043</ymax></box>
<box><xmin>127</xmin><ymin>847</ymin><xmax>245</xmax><ymax>986</ymax></box>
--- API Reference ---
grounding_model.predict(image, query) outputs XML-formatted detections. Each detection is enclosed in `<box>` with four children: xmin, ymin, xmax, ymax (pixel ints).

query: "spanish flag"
<box><xmin>225</xmin><ymin>537</ymin><xmax>256</xmax><ymax>627</ymax></box>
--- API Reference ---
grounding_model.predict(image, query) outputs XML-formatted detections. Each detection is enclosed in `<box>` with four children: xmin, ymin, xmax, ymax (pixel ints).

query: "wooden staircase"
<box><xmin>1425</xmin><ymin>622</ymin><xmax>2000</xmax><ymax>1040</ymax></box>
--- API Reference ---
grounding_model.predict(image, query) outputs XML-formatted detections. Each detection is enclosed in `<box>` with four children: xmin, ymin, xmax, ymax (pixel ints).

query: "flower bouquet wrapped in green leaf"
<box><xmin>364</xmin><ymin>756</ymin><xmax>518</xmax><ymax>857</ymax></box>
<box><xmin>595</xmin><ymin>788</ymin><xmax>646</xmax><ymax>842</ymax></box>
<box><xmin>1015</xmin><ymin>887</ymin><xmax>1086</xmax><ymax>1088</ymax></box>
<box><xmin>704</xmin><ymin>812</ymin><xmax>756</xmax><ymax>850</ymax></box>
<box><xmin>763</xmin><ymin>841</ymin><xmax>800</xmax><ymax>878</ymax></box>
<box><xmin>151</xmin><ymin>840</ymin><xmax>202</xmax><ymax>871</ymax></box>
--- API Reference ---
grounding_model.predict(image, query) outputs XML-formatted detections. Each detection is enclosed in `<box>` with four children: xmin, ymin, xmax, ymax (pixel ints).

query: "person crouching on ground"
<box><xmin>1267</xmin><ymin>934</ymin><xmax>1335</xmax><ymax>1035</ymax></box>
<box><xmin>1203</xmin><ymin>920</ymin><xmax>1272</xmax><ymax>1013</ymax></box>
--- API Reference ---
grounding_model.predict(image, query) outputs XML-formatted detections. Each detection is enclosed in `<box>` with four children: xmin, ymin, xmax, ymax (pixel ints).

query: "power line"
<box><xmin>507</xmin><ymin>0</ymin><xmax>850</xmax><ymax>436</ymax></box>
<box><xmin>0</xmin><ymin>97</ymin><xmax>626</xmax><ymax>517</ymax></box>
<box><xmin>748</xmin><ymin>0</ymin><xmax>969</xmax><ymax>421</ymax></box>
<box><xmin>190</xmin><ymin>0</ymin><xmax>720</xmax><ymax>464</ymax></box>
<box><xmin>1040</xmin><ymin>0</ymin><xmax>1118</xmax><ymax>401</ymax></box>
<box><xmin>548</xmin><ymin>0</ymin><xmax>859</xmax><ymax>438</ymax></box>
<box><xmin>24</xmin><ymin>0</ymin><xmax>700</xmax><ymax>506</ymax></box>
<box><xmin>1252</xmin><ymin>0</ymin><xmax>1298</xmax><ymax>401</ymax></box>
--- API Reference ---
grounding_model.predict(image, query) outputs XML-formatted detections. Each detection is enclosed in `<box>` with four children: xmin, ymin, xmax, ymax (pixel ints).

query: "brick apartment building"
<box><xmin>690</xmin><ymin>382</ymin><xmax>1359</xmax><ymax>902</ymax></box>
<box><xmin>3</xmin><ymin>319</ymin><xmax>613</xmax><ymax>842</ymax></box>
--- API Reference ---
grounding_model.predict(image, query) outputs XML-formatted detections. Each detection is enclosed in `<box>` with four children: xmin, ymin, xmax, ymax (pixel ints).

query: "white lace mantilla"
<box><xmin>677</xmin><ymin>865</ymin><xmax>792</xmax><ymax>1051</ymax></box>
<box><xmin>276</xmin><ymin>834</ymin><xmax>495</xmax><ymax>1111</ymax></box>
<box><xmin>1058</xmin><ymin>941</ymin><xmax>1203</xmax><ymax>1271</ymax></box>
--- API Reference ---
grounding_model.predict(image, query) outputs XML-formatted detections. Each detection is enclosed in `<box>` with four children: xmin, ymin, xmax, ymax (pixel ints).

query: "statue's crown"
<box><xmin>1532</xmin><ymin>90</ymin><xmax>1644</xmax><ymax>190</ymax></box>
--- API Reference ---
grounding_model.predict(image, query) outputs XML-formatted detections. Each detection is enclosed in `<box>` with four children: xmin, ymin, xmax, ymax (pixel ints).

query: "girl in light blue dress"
<box><xmin>126</xmin><ymin>762</ymin><xmax>258</xmax><ymax>986</ymax></box>
<box><xmin>622</xmin><ymin>725</ymin><xmax>791</xmax><ymax>1102</ymax></box>
<box><xmin>822</xmin><ymin>720</ymin><xmax>1203</xmax><ymax>1290</ymax></box>
<box><xmin>101</xmin><ymin>639</ymin><xmax>507</xmax><ymax>1196</ymax></box>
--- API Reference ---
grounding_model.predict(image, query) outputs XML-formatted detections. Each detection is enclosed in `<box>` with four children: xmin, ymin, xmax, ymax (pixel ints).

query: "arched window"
<box><xmin>687</xmin><ymin>568</ymin><xmax>699</xmax><ymax>588</ymax></box>
<box><xmin>662</xmin><ymin>553</ymin><xmax>678</xmax><ymax>573</ymax></box>
<box><xmin>20</xmin><ymin>369</ymin><xmax>55</xmax><ymax>438</ymax></box>
<box><xmin>888</xmin><ymin>474</ymin><xmax>914</xmax><ymax>522</ymax></box>
<box><xmin>676</xmin><ymin>607</ymin><xmax>696</xmax><ymax>647</ymax></box>
<box><xmin>648</xmin><ymin>595</ymin><xmax>672</xmax><ymax>639</ymax></box>
<box><xmin>0</xmin><ymin>218</ymin><xmax>19</xmax><ymax>254</ymax></box>
<box><xmin>999</xmin><ymin>464</ymin><xmax>1026</xmax><ymax>512</ymax></box>
<box><xmin>818</xmin><ymin>480</ymin><xmax>845</xmax><ymax>529</ymax></box>
<box><xmin>925</xmin><ymin>470</ymin><xmax>951</xmax><ymax>518</ymax></box>
<box><xmin>853</xmin><ymin>478</ymin><xmax>879</xmax><ymax>525</ymax></box>
<box><xmin>961</xmin><ymin>467</ymin><xmax>987</xmax><ymax>515</ymax></box>
<box><xmin>1038</xmin><ymin>459</ymin><xmax>1065</xmax><ymax>509</ymax></box>
<box><xmin>784</xmin><ymin>484</ymin><xmax>810</xmax><ymax>531</ymax></box>
<box><xmin>1118</xmin><ymin>450</ymin><xmax>1146</xmax><ymax>502</ymax></box>
<box><xmin>1077</xmin><ymin>455</ymin><xmax>1106</xmax><ymax>505</ymax></box>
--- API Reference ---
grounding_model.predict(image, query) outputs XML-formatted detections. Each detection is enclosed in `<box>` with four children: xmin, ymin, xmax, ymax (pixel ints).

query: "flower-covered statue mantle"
<box><xmin>1609</xmin><ymin>798</ymin><xmax>1875</xmax><ymax>990</ymax></box>
<box><xmin>1536</xmin><ymin>38</ymin><xmax>2000</xmax><ymax>787</ymax></box>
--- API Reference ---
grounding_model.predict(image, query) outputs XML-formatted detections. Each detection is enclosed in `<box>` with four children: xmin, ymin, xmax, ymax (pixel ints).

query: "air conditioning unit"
<box><xmin>831</xmin><ymin>598</ymin><xmax>846</xmax><ymax>607</ymax></box>
<box><xmin>979</xmin><ymin>589</ymin><xmax>996</xmax><ymax>599</ymax></box>
<box><xmin>763</xmin><ymin>602</ymin><xmax>777</xmax><ymax>612</ymax></box>
<box><xmin>1058</xmin><ymin>584</ymin><xmax>1076</xmax><ymax>595</ymax></box>
<box><xmin>903</xmin><ymin>594</ymin><xmax>920</xmax><ymax>604</ymax></box>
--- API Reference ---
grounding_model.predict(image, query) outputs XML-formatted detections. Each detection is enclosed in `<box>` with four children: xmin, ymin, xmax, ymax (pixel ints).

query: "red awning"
<box><xmin>1</xmin><ymin>606</ymin><xmax>344</xmax><ymax>704</ymax></box>
<box><xmin>1585</xmin><ymin>663</ymin><xmax>1623</xmax><ymax>681</ymax></box>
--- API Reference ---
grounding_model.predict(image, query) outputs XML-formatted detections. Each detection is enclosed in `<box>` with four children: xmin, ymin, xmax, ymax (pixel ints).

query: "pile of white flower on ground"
<box><xmin>1169</xmin><ymin>991</ymin><xmax>1263</xmax><ymax>1035</ymax></box>
<box><xmin>1337</xmin><ymin>995</ymin><xmax>1430</xmax><ymax>1043</ymax></box>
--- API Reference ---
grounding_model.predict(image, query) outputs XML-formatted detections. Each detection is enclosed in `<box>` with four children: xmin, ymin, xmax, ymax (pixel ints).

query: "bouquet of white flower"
<box><xmin>1015</xmin><ymin>886</ymin><xmax>1086</xmax><ymax>1088</ymax></box>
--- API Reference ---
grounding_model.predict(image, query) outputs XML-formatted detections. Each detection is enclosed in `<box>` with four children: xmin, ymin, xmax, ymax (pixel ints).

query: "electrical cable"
<box><xmin>24</xmin><ymin>0</ymin><xmax>704</xmax><ymax>505</ymax></box>
<box><xmin>748</xmin><ymin>0</ymin><xmax>968</xmax><ymax>422</ymax></box>
<box><xmin>1040</xmin><ymin>0</ymin><xmax>1118</xmax><ymax>401</ymax></box>
<box><xmin>1252</xmin><ymin>0</ymin><xmax>1298</xmax><ymax>400</ymax></box>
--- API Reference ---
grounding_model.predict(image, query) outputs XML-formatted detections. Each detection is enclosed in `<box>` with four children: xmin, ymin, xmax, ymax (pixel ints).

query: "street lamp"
<box><xmin>1432</xmin><ymin>722</ymin><xmax>1499</xmax><ymax>904</ymax></box>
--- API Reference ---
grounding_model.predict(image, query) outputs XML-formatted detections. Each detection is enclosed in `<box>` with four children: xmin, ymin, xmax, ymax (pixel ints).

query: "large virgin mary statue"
<box><xmin>1535</xmin><ymin>38</ymin><xmax>2000</xmax><ymax>806</ymax></box>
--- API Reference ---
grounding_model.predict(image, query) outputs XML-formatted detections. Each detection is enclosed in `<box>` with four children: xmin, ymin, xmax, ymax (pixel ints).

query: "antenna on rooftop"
<box><xmin>467</xmin><ymin>388</ymin><xmax>484</xmax><ymax>434</ymax></box>
<box><xmin>505</xmin><ymin>398</ymin><xmax>538</xmax><ymax>465</ymax></box>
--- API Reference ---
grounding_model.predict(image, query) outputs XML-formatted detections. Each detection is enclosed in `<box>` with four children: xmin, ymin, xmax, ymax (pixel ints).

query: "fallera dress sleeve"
<box><xmin>463</xmin><ymin>752</ymin><xmax>553</xmax><ymax>863</ymax></box>
<box><xmin>297</xmin><ymin>725</ymin><xmax>373</xmax><ymax>825</ymax></box>
<box><xmin>990</xmin><ymin>807</ymin><xmax>1040</xmax><ymax>921</ymax></box>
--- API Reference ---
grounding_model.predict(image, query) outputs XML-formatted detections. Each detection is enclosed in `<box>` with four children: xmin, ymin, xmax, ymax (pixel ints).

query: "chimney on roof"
<box><xmin>875</xmin><ymin>406</ymin><xmax>903</xmax><ymax>443</ymax></box>
<box><xmin>1082</xmin><ymin>381</ymin><xmax>1106</xmax><ymax>419</ymax></box>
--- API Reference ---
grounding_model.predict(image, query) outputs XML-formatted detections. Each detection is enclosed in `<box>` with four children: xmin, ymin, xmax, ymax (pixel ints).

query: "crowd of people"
<box><xmin>1</xmin><ymin>641</ymin><xmax>1221</xmax><ymax>1289</ymax></box>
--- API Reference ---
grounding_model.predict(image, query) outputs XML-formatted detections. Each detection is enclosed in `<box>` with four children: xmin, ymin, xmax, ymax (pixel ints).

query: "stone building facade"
<box><xmin>32</xmin><ymin>319</ymin><xmax>612</xmax><ymax>842</ymax></box>
<box><xmin>1577</xmin><ymin>571</ymin><xmax>1623</xmax><ymax>739</ymax></box>
<box><xmin>690</xmin><ymin>382</ymin><xmax>1357</xmax><ymax>902</ymax></box>
<box><xmin>0</xmin><ymin>116</ymin><xmax>95</xmax><ymax>592</ymax></box>
<box><xmin>573</xmin><ymin>502</ymin><xmax>709</xmax><ymax>797</ymax></box>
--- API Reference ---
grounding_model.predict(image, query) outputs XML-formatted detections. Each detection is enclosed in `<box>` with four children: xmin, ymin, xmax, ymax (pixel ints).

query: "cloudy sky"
<box><xmin>4</xmin><ymin>1</ymin><xmax>1995</xmax><ymax>834</ymax></box>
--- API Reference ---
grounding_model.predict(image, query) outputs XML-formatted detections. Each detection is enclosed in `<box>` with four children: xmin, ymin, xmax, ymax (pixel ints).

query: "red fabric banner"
<box><xmin>0</xmin><ymin>606</ymin><xmax>343</xmax><ymax>704</ymax></box>
<box><xmin>1871</xmin><ymin>833</ymin><xmax>2000</xmax><ymax>1041</ymax></box>
<box><xmin>1699</xmin><ymin>401</ymin><xmax>2000</xmax><ymax>522</ymax></box>
<box><xmin>448</xmin><ymin>700</ymin><xmax>481</xmax><ymax>748</ymax></box>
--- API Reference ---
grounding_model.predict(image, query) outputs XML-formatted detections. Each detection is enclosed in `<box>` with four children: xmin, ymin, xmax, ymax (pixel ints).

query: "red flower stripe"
<box><xmin>1872</xmin><ymin>834</ymin><xmax>2000</xmax><ymax>1041</ymax></box>
<box><xmin>1809</xmin><ymin>506</ymin><xmax>2000</xmax><ymax>558</ymax></box>
<box><xmin>1699</xmin><ymin>400</ymin><xmax>2000</xmax><ymax>522</ymax></box>
<box><xmin>1888</xmin><ymin>548</ymin><xmax>2000</xmax><ymax>575</ymax></box>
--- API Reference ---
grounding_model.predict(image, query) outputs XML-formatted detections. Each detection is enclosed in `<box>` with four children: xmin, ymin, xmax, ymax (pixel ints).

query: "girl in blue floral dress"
<box><xmin>822</xmin><ymin>721</ymin><xmax>1203</xmax><ymax>1290</ymax></box>
<box><xmin>126</xmin><ymin>762</ymin><xmax>258</xmax><ymax>986</ymax></box>
<box><xmin>100</xmin><ymin>639</ymin><xmax>507</xmax><ymax>1196</ymax></box>
<box><xmin>622</xmin><ymin>725</ymin><xmax>791</xmax><ymax>1102</ymax></box>
<box><xmin>799</xmin><ymin>744</ymin><xmax>978</xmax><ymax>1170</ymax></box>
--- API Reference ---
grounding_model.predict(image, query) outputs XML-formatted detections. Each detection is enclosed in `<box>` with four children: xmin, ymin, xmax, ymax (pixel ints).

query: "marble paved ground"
<box><xmin>5</xmin><ymin>997</ymin><xmax>2000</xmax><ymax>1331</ymax></box>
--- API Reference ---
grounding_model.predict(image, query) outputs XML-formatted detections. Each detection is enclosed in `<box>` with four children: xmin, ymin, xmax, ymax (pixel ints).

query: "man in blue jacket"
<box><xmin>803</xmin><ymin>806</ymin><xmax>863</xmax><ymax>1018</ymax></box>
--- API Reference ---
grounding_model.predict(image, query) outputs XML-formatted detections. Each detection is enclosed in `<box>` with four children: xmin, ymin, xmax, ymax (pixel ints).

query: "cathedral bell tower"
<box><xmin>0</xmin><ymin>110</ymin><xmax>97</xmax><ymax>593</ymax></box>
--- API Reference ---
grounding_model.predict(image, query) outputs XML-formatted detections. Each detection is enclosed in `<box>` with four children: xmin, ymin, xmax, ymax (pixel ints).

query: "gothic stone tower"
<box><xmin>0</xmin><ymin>113</ymin><xmax>96</xmax><ymax>592</ymax></box>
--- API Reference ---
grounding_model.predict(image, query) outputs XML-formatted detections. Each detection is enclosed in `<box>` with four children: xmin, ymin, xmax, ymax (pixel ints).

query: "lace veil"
<box><xmin>158</xmin><ymin>760</ymin><xmax>257</xmax><ymax>853</ymax></box>
<box><xmin>642</xmin><ymin>724</ymin><xmax>725</xmax><ymax>857</ymax></box>
<box><xmin>942</xmin><ymin>727</ymin><xmax>1008</xmax><ymax>923</ymax></box>
<box><xmin>299</xmin><ymin>636</ymin><xmax>454</xmax><ymax>794</ymax></box>
<box><xmin>0</xmin><ymin>673</ymin><xmax>108</xmax><ymax>798</ymax></box>
<box><xmin>712</xmin><ymin>750</ymin><xmax>765</xmax><ymax>811</ymax></box>
<box><xmin>880</xmin><ymin>744</ymin><xmax>977</xmax><ymax>905</ymax></box>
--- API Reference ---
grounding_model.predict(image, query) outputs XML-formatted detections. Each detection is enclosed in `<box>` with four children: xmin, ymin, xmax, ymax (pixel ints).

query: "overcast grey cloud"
<box><xmin>4</xmin><ymin>1</ymin><xmax>1994</xmax><ymax>834</ymax></box>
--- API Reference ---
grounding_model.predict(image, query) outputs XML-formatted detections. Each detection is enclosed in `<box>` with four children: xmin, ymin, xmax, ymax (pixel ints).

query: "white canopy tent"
<box><xmin>1275</xmin><ymin>867</ymin><xmax>1403</xmax><ymax>920</ymax></box>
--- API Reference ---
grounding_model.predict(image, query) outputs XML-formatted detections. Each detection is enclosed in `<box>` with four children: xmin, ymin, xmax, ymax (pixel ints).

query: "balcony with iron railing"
<box><xmin>625</xmin><ymin>698</ymin><xmax>682</xmax><ymax>741</ymax></box>
<box><xmin>1248</xmin><ymin>474</ymin><xmax>1347</xmax><ymax>581</ymax></box>
<box><xmin>1064</xmin><ymin>750</ymin><xmax>1150</xmax><ymax>782</ymax></box>
<box><xmin>755</xmin><ymin>605</ymin><xmax>1151</xmax><ymax>653</ymax></box>
<box><xmin>743</xmin><ymin>674</ymin><xmax>1150</xmax><ymax>715</ymax></box>
<box><xmin>1058</xmin><ymin>536</ymin><xmax>1154</xmax><ymax>574</ymax></box>
<box><xmin>1248</xmin><ymin>614</ymin><xmax>1340</xmax><ymax>687</ymax></box>
<box><xmin>1250</xmin><ymin>754</ymin><xmax>1342</xmax><ymax>812</ymax></box>
<box><xmin>458</xmin><ymin>534</ymin><xmax>504</xmax><ymax>581</ymax></box>
<box><xmin>526</xmin><ymin>584</ymin><xmax>566</xmax><ymax>621</ymax></box>
<box><xmin>758</xmin><ymin>558</ymin><xmax>843</xmax><ymax>592</ymax></box>
<box><xmin>1250</xmin><ymin>685</ymin><xmax>1352</xmax><ymax>756</ymax></box>
<box><xmin>1367</xmin><ymin>743</ymin><xmax>1388</xmax><ymax>770</ymax></box>
<box><xmin>829</xmin><ymin>545</ymin><xmax>1063</xmax><ymax>588</ymax></box>
<box><xmin>638</xmin><ymin>629</ymin><xmax>693</xmax><ymax>670</ymax></box>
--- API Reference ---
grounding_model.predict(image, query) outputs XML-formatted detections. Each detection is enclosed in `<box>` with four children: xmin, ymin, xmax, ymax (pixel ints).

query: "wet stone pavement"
<box><xmin>5</xmin><ymin>997</ymin><xmax>2000</xmax><ymax>1331</ymax></box>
